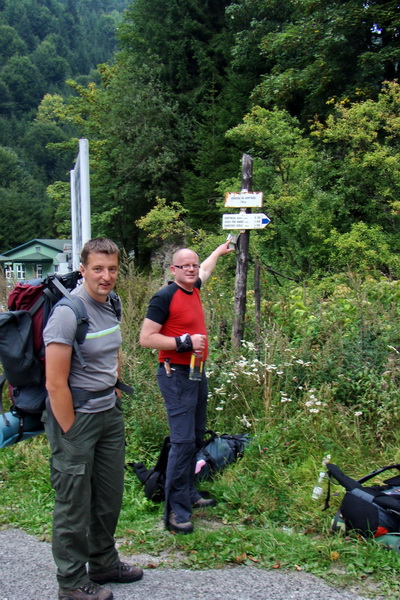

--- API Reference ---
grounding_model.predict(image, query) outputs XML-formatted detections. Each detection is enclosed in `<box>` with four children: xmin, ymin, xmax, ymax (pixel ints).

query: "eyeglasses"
<box><xmin>173</xmin><ymin>264</ymin><xmax>200</xmax><ymax>270</ymax></box>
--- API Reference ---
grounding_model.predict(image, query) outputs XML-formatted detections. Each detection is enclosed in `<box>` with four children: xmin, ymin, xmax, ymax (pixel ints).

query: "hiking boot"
<box><xmin>167</xmin><ymin>511</ymin><xmax>194</xmax><ymax>534</ymax></box>
<box><xmin>89</xmin><ymin>562</ymin><xmax>143</xmax><ymax>584</ymax></box>
<box><xmin>58</xmin><ymin>581</ymin><xmax>113</xmax><ymax>600</ymax></box>
<box><xmin>192</xmin><ymin>497</ymin><xmax>217</xmax><ymax>509</ymax></box>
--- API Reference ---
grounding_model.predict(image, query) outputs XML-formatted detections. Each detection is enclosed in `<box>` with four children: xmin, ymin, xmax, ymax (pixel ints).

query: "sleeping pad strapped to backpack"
<box><xmin>326</xmin><ymin>463</ymin><xmax>400</xmax><ymax>553</ymax></box>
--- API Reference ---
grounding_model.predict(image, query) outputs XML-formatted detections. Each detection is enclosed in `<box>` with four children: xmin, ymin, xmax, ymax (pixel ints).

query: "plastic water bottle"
<box><xmin>311</xmin><ymin>454</ymin><xmax>331</xmax><ymax>500</ymax></box>
<box><xmin>312</xmin><ymin>472</ymin><xmax>325</xmax><ymax>499</ymax></box>
<box><xmin>189</xmin><ymin>351</ymin><xmax>203</xmax><ymax>381</ymax></box>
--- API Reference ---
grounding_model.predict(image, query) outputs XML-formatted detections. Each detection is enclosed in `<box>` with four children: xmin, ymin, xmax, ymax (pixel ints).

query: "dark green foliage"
<box><xmin>1</xmin><ymin>55</ymin><xmax>46</xmax><ymax>114</ymax></box>
<box><xmin>0</xmin><ymin>24</ymin><xmax>27</xmax><ymax>62</ymax></box>
<box><xmin>20</xmin><ymin>121</ymin><xmax>73</xmax><ymax>183</ymax></box>
<box><xmin>0</xmin><ymin>146</ymin><xmax>51</xmax><ymax>250</ymax></box>
<box><xmin>0</xmin><ymin>0</ymin><xmax>127</xmax><ymax>251</ymax></box>
<box><xmin>2</xmin><ymin>0</ymin><xmax>400</xmax><ymax>275</ymax></box>
<box><xmin>119</xmin><ymin>0</ymin><xmax>230</xmax><ymax>109</ymax></box>
<box><xmin>225</xmin><ymin>80</ymin><xmax>400</xmax><ymax>279</ymax></box>
<box><xmin>254</xmin><ymin>0</ymin><xmax>400</xmax><ymax>125</ymax></box>
<box><xmin>118</xmin><ymin>0</ymin><xmax>259</xmax><ymax>230</ymax></box>
<box><xmin>88</xmin><ymin>60</ymin><xmax>193</xmax><ymax>255</ymax></box>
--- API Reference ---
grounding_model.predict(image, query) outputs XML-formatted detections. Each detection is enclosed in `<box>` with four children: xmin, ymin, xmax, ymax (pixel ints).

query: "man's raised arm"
<box><xmin>199</xmin><ymin>240</ymin><xmax>234</xmax><ymax>283</ymax></box>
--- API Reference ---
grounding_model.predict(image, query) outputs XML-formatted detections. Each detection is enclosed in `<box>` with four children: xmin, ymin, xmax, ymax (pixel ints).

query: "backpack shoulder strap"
<box><xmin>47</xmin><ymin>277</ymin><xmax>90</xmax><ymax>369</ymax></box>
<box><xmin>109</xmin><ymin>291</ymin><xmax>122</xmax><ymax>321</ymax></box>
<box><xmin>54</xmin><ymin>296</ymin><xmax>89</xmax><ymax>345</ymax></box>
<box><xmin>49</xmin><ymin>296</ymin><xmax>89</xmax><ymax>369</ymax></box>
<box><xmin>130</xmin><ymin>462</ymin><xmax>152</xmax><ymax>484</ymax></box>
<box><xmin>357</xmin><ymin>465</ymin><xmax>400</xmax><ymax>485</ymax></box>
<box><xmin>153</xmin><ymin>436</ymin><xmax>171</xmax><ymax>472</ymax></box>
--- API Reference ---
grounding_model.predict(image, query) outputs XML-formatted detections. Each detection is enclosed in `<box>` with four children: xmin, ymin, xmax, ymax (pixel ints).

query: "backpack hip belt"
<box><xmin>70</xmin><ymin>379</ymin><xmax>133</xmax><ymax>407</ymax></box>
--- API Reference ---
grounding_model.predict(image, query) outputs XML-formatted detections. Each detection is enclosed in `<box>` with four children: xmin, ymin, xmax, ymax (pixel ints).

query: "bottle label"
<box><xmin>189</xmin><ymin>352</ymin><xmax>203</xmax><ymax>381</ymax></box>
<box><xmin>312</xmin><ymin>486</ymin><xmax>323</xmax><ymax>499</ymax></box>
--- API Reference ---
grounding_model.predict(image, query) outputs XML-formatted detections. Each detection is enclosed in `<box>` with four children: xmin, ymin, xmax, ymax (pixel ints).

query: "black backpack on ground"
<box><xmin>130</xmin><ymin>429</ymin><xmax>251</xmax><ymax>502</ymax></box>
<box><xmin>326</xmin><ymin>463</ymin><xmax>400</xmax><ymax>539</ymax></box>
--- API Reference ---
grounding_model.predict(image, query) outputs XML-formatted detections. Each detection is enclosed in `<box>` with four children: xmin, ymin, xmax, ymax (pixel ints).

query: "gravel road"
<box><xmin>0</xmin><ymin>528</ymin><xmax>373</xmax><ymax>600</ymax></box>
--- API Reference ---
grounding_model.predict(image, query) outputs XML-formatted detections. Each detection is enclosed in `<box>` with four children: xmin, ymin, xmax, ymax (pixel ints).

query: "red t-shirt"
<box><xmin>145</xmin><ymin>281</ymin><xmax>208</xmax><ymax>365</ymax></box>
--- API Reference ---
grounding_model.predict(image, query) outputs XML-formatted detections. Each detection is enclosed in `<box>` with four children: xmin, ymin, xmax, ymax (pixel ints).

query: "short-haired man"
<box><xmin>44</xmin><ymin>238</ymin><xmax>143</xmax><ymax>600</ymax></box>
<box><xmin>140</xmin><ymin>241</ymin><xmax>233</xmax><ymax>534</ymax></box>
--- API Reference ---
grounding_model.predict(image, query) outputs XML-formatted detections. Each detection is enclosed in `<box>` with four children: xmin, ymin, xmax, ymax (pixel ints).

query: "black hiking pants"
<box><xmin>157</xmin><ymin>363</ymin><xmax>208</xmax><ymax>525</ymax></box>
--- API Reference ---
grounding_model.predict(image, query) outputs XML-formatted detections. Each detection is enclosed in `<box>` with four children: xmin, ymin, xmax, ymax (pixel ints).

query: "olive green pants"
<box><xmin>43</xmin><ymin>400</ymin><xmax>125</xmax><ymax>589</ymax></box>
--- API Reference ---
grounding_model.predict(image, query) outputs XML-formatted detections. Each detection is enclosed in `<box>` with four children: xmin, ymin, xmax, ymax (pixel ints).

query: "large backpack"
<box><xmin>0</xmin><ymin>271</ymin><xmax>125</xmax><ymax>447</ymax></box>
<box><xmin>130</xmin><ymin>430</ymin><xmax>251</xmax><ymax>502</ymax></box>
<box><xmin>326</xmin><ymin>463</ymin><xmax>400</xmax><ymax>551</ymax></box>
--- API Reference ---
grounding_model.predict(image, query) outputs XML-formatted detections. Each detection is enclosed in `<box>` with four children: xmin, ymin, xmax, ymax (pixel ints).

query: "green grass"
<box><xmin>2</xmin><ymin>424</ymin><xmax>400</xmax><ymax>598</ymax></box>
<box><xmin>1</xmin><ymin>268</ymin><xmax>400</xmax><ymax>597</ymax></box>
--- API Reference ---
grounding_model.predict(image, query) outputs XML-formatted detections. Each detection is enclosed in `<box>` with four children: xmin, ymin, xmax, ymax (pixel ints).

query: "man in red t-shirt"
<box><xmin>140</xmin><ymin>241</ymin><xmax>233</xmax><ymax>533</ymax></box>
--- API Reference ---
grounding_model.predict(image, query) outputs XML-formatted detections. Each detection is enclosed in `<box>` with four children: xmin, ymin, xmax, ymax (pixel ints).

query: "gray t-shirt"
<box><xmin>43</xmin><ymin>283</ymin><xmax>122</xmax><ymax>412</ymax></box>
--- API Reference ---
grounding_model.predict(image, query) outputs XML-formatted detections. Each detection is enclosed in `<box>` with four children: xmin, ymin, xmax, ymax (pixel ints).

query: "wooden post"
<box><xmin>254</xmin><ymin>258</ymin><xmax>261</xmax><ymax>343</ymax></box>
<box><xmin>231</xmin><ymin>154</ymin><xmax>252</xmax><ymax>349</ymax></box>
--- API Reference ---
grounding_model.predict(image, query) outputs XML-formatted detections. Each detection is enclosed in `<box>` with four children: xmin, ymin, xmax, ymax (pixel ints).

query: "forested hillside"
<box><xmin>27</xmin><ymin>0</ymin><xmax>398</xmax><ymax>279</ymax></box>
<box><xmin>0</xmin><ymin>0</ymin><xmax>127</xmax><ymax>251</ymax></box>
<box><xmin>1</xmin><ymin>0</ymin><xmax>399</xmax><ymax>280</ymax></box>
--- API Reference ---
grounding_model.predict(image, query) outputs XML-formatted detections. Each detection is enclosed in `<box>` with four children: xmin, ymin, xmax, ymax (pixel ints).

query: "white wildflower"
<box><xmin>240</xmin><ymin>414</ymin><xmax>252</xmax><ymax>428</ymax></box>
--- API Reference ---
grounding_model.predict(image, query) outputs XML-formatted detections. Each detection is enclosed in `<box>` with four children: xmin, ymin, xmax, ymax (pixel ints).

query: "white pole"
<box><xmin>79</xmin><ymin>139</ymin><xmax>91</xmax><ymax>246</ymax></box>
<box><xmin>70</xmin><ymin>169</ymin><xmax>80</xmax><ymax>271</ymax></box>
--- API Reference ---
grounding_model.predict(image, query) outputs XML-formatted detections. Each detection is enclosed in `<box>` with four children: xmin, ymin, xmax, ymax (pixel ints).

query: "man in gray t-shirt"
<box><xmin>43</xmin><ymin>238</ymin><xmax>143</xmax><ymax>600</ymax></box>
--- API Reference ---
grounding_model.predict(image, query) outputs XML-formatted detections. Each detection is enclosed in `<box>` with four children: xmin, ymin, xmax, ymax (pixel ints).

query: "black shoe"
<box><xmin>192</xmin><ymin>497</ymin><xmax>217</xmax><ymax>509</ymax></box>
<box><xmin>89</xmin><ymin>562</ymin><xmax>143</xmax><ymax>584</ymax></box>
<box><xmin>167</xmin><ymin>511</ymin><xmax>194</xmax><ymax>534</ymax></box>
<box><xmin>58</xmin><ymin>582</ymin><xmax>113</xmax><ymax>600</ymax></box>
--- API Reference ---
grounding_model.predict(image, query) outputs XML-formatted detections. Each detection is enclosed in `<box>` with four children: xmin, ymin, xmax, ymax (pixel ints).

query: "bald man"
<box><xmin>140</xmin><ymin>241</ymin><xmax>233</xmax><ymax>534</ymax></box>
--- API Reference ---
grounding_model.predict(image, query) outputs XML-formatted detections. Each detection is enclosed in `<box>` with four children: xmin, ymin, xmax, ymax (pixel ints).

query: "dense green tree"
<box><xmin>88</xmin><ymin>61</ymin><xmax>192</xmax><ymax>254</ymax></box>
<box><xmin>254</xmin><ymin>0</ymin><xmax>400</xmax><ymax>125</ymax></box>
<box><xmin>118</xmin><ymin>0</ymin><xmax>254</xmax><ymax>229</ymax></box>
<box><xmin>31</xmin><ymin>39</ymin><xmax>70</xmax><ymax>86</ymax></box>
<box><xmin>0</xmin><ymin>146</ymin><xmax>51</xmax><ymax>252</ymax></box>
<box><xmin>40</xmin><ymin>60</ymin><xmax>192</xmax><ymax>257</ymax></box>
<box><xmin>310</xmin><ymin>80</ymin><xmax>400</xmax><ymax>236</ymax></box>
<box><xmin>225</xmin><ymin>82</ymin><xmax>400</xmax><ymax>277</ymax></box>
<box><xmin>0</xmin><ymin>25</ymin><xmax>27</xmax><ymax>64</ymax></box>
<box><xmin>0</xmin><ymin>55</ymin><xmax>46</xmax><ymax>113</ymax></box>
<box><xmin>21</xmin><ymin>120</ymin><xmax>73</xmax><ymax>183</ymax></box>
<box><xmin>0</xmin><ymin>0</ymin><xmax>128</xmax><ymax>249</ymax></box>
<box><xmin>119</xmin><ymin>0</ymin><xmax>230</xmax><ymax>112</ymax></box>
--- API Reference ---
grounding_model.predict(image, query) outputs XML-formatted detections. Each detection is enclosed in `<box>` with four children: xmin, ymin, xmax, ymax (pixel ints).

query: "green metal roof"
<box><xmin>9</xmin><ymin>252</ymin><xmax>54</xmax><ymax>262</ymax></box>
<box><xmin>2</xmin><ymin>239</ymin><xmax>71</xmax><ymax>256</ymax></box>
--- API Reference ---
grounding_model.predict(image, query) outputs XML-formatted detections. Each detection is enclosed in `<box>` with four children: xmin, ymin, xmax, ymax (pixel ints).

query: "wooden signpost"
<box><xmin>226</xmin><ymin>154</ymin><xmax>270</xmax><ymax>348</ymax></box>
